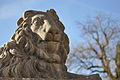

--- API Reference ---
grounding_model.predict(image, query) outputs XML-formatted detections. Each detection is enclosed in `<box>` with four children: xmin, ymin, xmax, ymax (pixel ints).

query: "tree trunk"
<box><xmin>115</xmin><ymin>43</ymin><xmax>120</xmax><ymax>79</ymax></box>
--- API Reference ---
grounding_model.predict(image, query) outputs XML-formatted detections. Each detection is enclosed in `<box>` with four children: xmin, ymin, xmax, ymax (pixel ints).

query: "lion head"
<box><xmin>14</xmin><ymin>9</ymin><xmax>69</xmax><ymax>63</ymax></box>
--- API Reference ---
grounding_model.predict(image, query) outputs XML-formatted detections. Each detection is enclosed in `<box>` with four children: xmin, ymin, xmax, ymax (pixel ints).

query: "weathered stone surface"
<box><xmin>0</xmin><ymin>9</ymin><xmax>101</xmax><ymax>80</ymax></box>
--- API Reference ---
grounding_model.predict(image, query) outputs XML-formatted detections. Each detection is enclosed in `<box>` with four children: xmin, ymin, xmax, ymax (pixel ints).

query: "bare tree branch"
<box><xmin>87</xmin><ymin>65</ymin><xmax>102</xmax><ymax>70</ymax></box>
<box><xmin>91</xmin><ymin>70</ymin><xmax>105</xmax><ymax>73</ymax></box>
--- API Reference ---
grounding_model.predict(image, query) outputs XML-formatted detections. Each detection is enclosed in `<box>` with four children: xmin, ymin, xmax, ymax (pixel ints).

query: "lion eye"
<box><xmin>32</xmin><ymin>17</ymin><xmax>44</xmax><ymax>27</ymax></box>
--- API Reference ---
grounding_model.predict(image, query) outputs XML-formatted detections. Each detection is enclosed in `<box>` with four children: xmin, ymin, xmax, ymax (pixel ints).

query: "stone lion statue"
<box><xmin>0</xmin><ymin>9</ymin><xmax>69</xmax><ymax>78</ymax></box>
<box><xmin>0</xmin><ymin>9</ymin><xmax>101</xmax><ymax>80</ymax></box>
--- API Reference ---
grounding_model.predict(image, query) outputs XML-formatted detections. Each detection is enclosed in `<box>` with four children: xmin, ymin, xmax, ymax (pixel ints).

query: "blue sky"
<box><xmin>0</xmin><ymin>0</ymin><xmax>120</xmax><ymax>47</ymax></box>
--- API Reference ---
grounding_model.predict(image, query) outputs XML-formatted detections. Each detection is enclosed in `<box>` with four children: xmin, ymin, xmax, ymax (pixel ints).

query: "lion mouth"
<box><xmin>38</xmin><ymin>40</ymin><xmax>61</xmax><ymax>54</ymax></box>
<box><xmin>41</xmin><ymin>40</ymin><xmax>61</xmax><ymax>44</ymax></box>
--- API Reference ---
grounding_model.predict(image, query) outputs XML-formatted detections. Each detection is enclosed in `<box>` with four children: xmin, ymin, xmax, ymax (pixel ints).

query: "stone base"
<box><xmin>0</xmin><ymin>73</ymin><xmax>101</xmax><ymax>80</ymax></box>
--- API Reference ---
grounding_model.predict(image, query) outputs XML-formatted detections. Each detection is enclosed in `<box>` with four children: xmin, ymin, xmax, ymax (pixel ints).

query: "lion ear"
<box><xmin>47</xmin><ymin>9</ymin><xmax>59</xmax><ymax>20</ymax></box>
<box><xmin>47</xmin><ymin>9</ymin><xmax>56</xmax><ymax>14</ymax></box>
<box><xmin>16</xmin><ymin>17</ymin><xmax>24</xmax><ymax>27</ymax></box>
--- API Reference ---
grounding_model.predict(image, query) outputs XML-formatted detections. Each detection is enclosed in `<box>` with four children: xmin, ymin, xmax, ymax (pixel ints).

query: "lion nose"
<box><xmin>45</xmin><ymin>27</ymin><xmax>61</xmax><ymax>42</ymax></box>
<box><xmin>48</xmin><ymin>27</ymin><xmax>59</xmax><ymax>35</ymax></box>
